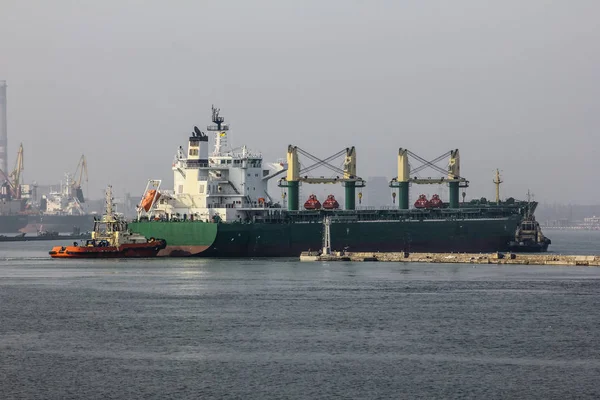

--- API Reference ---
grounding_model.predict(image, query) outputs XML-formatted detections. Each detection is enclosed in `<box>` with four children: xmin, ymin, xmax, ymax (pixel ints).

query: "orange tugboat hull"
<box><xmin>49</xmin><ymin>240</ymin><xmax>166</xmax><ymax>259</ymax></box>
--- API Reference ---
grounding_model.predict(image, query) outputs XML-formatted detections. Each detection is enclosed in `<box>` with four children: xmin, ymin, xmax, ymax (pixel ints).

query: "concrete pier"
<box><xmin>299</xmin><ymin>251</ymin><xmax>600</xmax><ymax>266</ymax></box>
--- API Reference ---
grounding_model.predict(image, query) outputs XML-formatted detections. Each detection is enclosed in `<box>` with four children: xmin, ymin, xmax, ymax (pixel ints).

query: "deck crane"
<box><xmin>278</xmin><ymin>145</ymin><xmax>365</xmax><ymax>211</ymax></box>
<box><xmin>0</xmin><ymin>143</ymin><xmax>24</xmax><ymax>199</ymax></box>
<box><xmin>389</xmin><ymin>148</ymin><xmax>469</xmax><ymax>209</ymax></box>
<box><xmin>73</xmin><ymin>155</ymin><xmax>88</xmax><ymax>203</ymax></box>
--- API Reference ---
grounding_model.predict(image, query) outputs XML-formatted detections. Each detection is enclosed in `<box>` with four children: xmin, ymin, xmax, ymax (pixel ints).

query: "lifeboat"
<box><xmin>141</xmin><ymin>189</ymin><xmax>161</xmax><ymax>212</ymax></box>
<box><xmin>322</xmin><ymin>194</ymin><xmax>340</xmax><ymax>210</ymax></box>
<box><xmin>304</xmin><ymin>194</ymin><xmax>322</xmax><ymax>210</ymax></box>
<box><xmin>414</xmin><ymin>194</ymin><xmax>430</xmax><ymax>209</ymax></box>
<box><xmin>429</xmin><ymin>194</ymin><xmax>443</xmax><ymax>208</ymax></box>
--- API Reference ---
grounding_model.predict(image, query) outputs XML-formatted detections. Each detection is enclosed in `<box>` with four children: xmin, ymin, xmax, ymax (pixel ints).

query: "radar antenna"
<box><xmin>207</xmin><ymin>105</ymin><xmax>228</xmax><ymax>131</ymax></box>
<box><xmin>206</xmin><ymin>105</ymin><xmax>230</xmax><ymax>155</ymax></box>
<box><xmin>193</xmin><ymin>126</ymin><xmax>205</xmax><ymax>137</ymax></box>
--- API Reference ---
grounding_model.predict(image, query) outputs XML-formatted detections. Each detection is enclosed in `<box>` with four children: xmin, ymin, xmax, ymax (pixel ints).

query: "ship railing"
<box><xmin>184</xmin><ymin>160</ymin><xmax>210</xmax><ymax>168</ymax></box>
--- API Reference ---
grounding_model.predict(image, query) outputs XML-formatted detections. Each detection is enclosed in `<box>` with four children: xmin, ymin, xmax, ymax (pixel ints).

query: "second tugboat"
<box><xmin>49</xmin><ymin>186</ymin><xmax>166</xmax><ymax>258</ymax></box>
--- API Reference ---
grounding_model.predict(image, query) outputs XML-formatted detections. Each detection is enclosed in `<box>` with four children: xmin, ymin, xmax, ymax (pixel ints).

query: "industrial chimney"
<box><xmin>0</xmin><ymin>81</ymin><xmax>7</xmax><ymax>175</ymax></box>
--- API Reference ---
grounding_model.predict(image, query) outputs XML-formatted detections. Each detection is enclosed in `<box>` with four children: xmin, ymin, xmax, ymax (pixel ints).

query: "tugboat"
<box><xmin>508</xmin><ymin>215</ymin><xmax>551</xmax><ymax>252</ymax></box>
<box><xmin>49</xmin><ymin>186</ymin><xmax>166</xmax><ymax>258</ymax></box>
<box><xmin>508</xmin><ymin>192</ymin><xmax>551</xmax><ymax>252</ymax></box>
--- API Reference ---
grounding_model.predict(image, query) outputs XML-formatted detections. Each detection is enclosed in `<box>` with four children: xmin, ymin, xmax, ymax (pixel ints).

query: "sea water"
<box><xmin>0</xmin><ymin>230</ymin><xmax>599</xmax><ymax>399</ymax></box>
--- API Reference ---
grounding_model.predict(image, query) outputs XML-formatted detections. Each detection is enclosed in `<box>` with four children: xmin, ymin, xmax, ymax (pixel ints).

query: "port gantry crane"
<box><xmin>72</xmin><ymin>155</ymin><xmax>88</xmax><ymax>203</ymax></box>
<box><xmin>278</xmin><ymin>145</ymin><xmax>365</xmax><ymax>211</ymax></box>
<box><xmin>389</xmin><ymin>148</ymin><xmax>469</xmax><ymax>209</ymax></box>
<box><xmin>0</xmin><ymin>143</ymin><xmax>24</xmax><ymax>199</ymax></box>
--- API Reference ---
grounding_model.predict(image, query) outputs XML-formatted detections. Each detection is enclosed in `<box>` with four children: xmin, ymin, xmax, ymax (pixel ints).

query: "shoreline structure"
<box><xmin>301</xmin><ymin>251</ymin><xmax>600</xmax><ymax>266</ymax></box>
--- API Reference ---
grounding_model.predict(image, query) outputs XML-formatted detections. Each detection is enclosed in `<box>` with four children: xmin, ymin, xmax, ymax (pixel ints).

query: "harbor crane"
<box><xmin>0</xmin><ymin>143</ymin><xmax>24</xmax><ymax>199</ymax></box>
<box><xmin>72</xmin><ymin>155</ymin><xmax>88</xmax><ymax>203</ymax></box>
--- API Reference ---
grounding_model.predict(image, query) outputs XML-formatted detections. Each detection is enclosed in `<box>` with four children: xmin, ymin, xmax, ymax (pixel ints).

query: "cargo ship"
<box><xmin>22</xmin><ymin>173</ymin><xmax>95</xmax><ymax>233</ymax></box>
<box><xmin>129</xmin><ymin>106</ymin><xmax>541</xmax><ymax>257</ymax></box>
<box><xmin>0</xmin><ymin>187</ymin><xmax>28</xmax><ymax>232</ymax></box>
<box><xmin>0</xmin><ymin>213</ymin><xmax>28</xmax><ymax>233</ymax></box>
<box><xmin>0</xmin><ymin>144</ymin><xmax>34</xmax><ymax>233</ymax></box>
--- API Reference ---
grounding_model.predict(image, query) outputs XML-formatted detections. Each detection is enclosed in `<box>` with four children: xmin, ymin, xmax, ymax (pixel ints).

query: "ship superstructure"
<box><xmin>137</xmin><ymin>106</ymin><xmax>287</xmax><ymax>223</ymax></box>
<box><xmin>41</xmin><ymin>173</ymin><xmax>86</xmax><ymax>216</ymax></box>
<box><xmin>24</xmin><ymin>171</ymin><xmax>94</xmax><ymax>234</ymax></box>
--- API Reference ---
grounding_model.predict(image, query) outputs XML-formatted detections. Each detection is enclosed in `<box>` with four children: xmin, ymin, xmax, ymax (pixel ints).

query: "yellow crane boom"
<box><xmin>0</xmin><ymin>143</ymin><xmax>24</xmax><ymax>199</ymax></box>
<box><xmin>73</xmin><ymin>155</ymin><xmax>88</xmax><ymax>203</ymax></box>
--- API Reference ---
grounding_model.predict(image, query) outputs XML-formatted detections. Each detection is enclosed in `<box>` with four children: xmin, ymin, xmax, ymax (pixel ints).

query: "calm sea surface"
<box><xmin>1</xmin><ymin>230</ymin><xmax>599</xmax><ymax>399</ymax></box>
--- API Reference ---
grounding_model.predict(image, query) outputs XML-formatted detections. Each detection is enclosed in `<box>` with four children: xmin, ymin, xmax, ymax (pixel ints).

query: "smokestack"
<box><xmin>0</xmin><ymin>81</ymin><xmax>7</xmax><ymax>175</ymax></box>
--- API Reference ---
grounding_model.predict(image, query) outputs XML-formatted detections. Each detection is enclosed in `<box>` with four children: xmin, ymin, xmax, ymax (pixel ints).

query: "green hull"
<box><xmin>129</xmin><ymin>214</ymin><xmax>521</xmax><ymax>257</ymax></box>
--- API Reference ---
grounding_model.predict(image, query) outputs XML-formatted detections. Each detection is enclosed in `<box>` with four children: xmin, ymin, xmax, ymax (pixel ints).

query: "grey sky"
<box><xmin>1</xmin><ymin>0</ymin><xmax>598</xmax><ymax>204</ymax></box>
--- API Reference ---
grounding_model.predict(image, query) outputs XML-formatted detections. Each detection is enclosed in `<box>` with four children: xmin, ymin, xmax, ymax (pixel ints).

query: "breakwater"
<box><xmin>300</xmin><ymin>251</ymin><xmax>600</xmax><ymax>266</ymax></box>
<box><xmin>0</xmin><ymin>233</ymin><xmax>91</xmax><ymax>243</ymax></box>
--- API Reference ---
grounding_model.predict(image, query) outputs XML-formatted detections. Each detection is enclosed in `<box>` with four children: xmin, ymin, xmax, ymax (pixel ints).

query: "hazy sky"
<box><xmin>1</xmin><ymin>0</ymin><xmax>598</xmax><ymax>204</ymax></box>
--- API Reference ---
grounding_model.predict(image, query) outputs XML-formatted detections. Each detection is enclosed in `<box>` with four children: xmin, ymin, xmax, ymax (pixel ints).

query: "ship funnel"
<box><xmin>188</xmin><ymin>125</ymin><xmax>209</xmax><ymax>163</ymax></box>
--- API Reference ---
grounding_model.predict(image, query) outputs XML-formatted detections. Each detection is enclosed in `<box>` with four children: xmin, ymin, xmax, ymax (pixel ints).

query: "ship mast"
<box><xmin>526</xmin><ymin>190</ymin><xmax>533</xmax><ymax>219</ymax></box>
<box><xmin>493</xmin><ymin>169</ymin><xmax>502</xmax><ymax>204</ymax></box>
<box><xmin>207</xmin><ymin>105</ymin><xmax>229</xmax><ymax>156</ymax></box>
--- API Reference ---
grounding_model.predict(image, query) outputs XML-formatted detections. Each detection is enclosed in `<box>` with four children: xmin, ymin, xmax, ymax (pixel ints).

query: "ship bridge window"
<box><xmin>189</xmin><ymin>149</ymin><xmax>198</xmax><ymax>156</ymax></box>
<box><xmin>227</xmin><ymin>160</ymin><xmax>232</xmax><ymax>164</ymax></box>
<box><xmin>234</xmin><ymin>160</ymin><xmax>241</xmax><ymax>165</ymax></box>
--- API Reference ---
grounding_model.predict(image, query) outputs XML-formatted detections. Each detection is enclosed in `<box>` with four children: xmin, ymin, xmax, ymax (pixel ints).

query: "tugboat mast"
<box><xmin>105</xmin><ymin>185</ymin><xmax>114</xmax><ymax>218</ymax></box>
